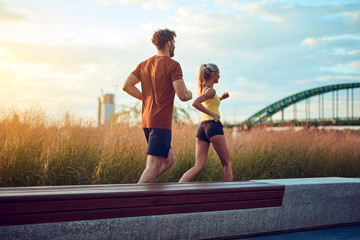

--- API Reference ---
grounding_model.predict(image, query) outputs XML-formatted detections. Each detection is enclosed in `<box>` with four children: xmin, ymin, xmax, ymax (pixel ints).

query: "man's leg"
<box><xmin>138</xmin><ymin>155</ymin><xmax>165</xmax><ymax>183</ymax></box>
<box><xmin>156</xmin><ymin>149</ymin><xmax>175</xmax><ymax>178</ymax></box>
<box><xmin>139</xmin><ymin>128</ymin><xmax>172</xmax><ymax>183</ymax></box>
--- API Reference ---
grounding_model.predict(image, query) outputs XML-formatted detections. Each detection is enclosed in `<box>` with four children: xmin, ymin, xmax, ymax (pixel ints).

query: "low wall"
<box><xmin>1</xmin><ymin>177</ymin><xmax>360</xmax><ymax>240</ymax></box>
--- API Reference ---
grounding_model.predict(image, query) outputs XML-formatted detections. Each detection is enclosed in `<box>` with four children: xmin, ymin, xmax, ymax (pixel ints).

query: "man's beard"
<box><xmin>169</xmin><ymin>44</ymin><xmax>175</xmax><ymax>57</ymax></box>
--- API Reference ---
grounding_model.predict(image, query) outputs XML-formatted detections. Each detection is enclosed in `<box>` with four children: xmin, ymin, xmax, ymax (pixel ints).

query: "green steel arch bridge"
<box><xmin>242</xmin><ymin>82</ymin><xmax>360</xmax><ymax>127</ymax></box>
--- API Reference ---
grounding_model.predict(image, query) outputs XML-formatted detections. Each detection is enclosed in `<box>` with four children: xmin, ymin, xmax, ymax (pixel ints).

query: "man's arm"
<box><xmin>122</xmin><ymin>74</ymin><xmax>142</xmax><ymax>100</ymax></box>
<box><xmin>173</xmin><ymin>79</ymin><xmax>192</xmax><ymax>101</ymax></box>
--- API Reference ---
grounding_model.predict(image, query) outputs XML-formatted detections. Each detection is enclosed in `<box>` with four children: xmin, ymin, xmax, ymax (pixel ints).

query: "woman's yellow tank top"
<box><xmin>201</xmin><ymin>89</ymin><xmax>220</xmax><ymax>121</ymax></box>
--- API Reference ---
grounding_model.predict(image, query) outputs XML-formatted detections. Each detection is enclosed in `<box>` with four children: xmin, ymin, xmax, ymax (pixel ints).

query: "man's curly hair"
<box><xmin>151</xmin><ymin>28</ymin><xmax>177</xmax><ymax>50</ymax></box>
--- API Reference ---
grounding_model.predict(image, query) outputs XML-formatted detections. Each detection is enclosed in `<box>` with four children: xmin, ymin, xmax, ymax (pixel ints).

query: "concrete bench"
<box><xmin>0</xmin><ymin>181</ymin><xmax>285</xmax><ymax>226</ymax></box>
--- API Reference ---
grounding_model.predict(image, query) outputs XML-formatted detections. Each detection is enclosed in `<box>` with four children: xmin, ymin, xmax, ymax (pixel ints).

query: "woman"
<box><xmin>179</xmin><ymin>63</ymin><xmax>233</xmax><ymax>182</ymax></box>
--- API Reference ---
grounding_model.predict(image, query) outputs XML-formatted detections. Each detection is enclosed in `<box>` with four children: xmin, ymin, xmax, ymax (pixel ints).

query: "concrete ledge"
<box><xmin>253</xmin><ymin>177</ymin><xmax>360</xmax><ymax>231</ymax></box>
<box><xmin>1</xmin><ymin>177</ymin><xmax>360</xmax><ymax>240</ymax></box>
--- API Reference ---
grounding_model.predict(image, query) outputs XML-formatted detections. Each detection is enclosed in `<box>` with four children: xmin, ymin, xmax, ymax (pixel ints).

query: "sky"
<box><xmin>0</xmin><ymin>0</ymin><xmax>359</xmax><ymax>124</ymax></box>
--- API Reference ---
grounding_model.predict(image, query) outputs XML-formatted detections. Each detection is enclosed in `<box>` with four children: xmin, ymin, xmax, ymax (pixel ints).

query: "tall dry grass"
<box><xmin>230</xmin><ymin>127</ymin><xmax>360</xmax><ymax>180</ymax></box>
<box><xmin>0</xmin><ymin>108</ymin><xmax>359</xmax><ymax>186</ymax></box>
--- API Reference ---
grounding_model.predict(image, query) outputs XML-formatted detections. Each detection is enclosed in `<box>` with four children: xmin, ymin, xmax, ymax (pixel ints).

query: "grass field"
<box><xmin>1</xmin><ymin>108</ymin><xmax>359</xmax><ymax>187</ymax></box>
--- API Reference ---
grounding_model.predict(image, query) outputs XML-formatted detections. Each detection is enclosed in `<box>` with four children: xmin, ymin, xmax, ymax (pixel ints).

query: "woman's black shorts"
<box><xmin>196</xmin><ymin>120</ymin><xmax>224</xmax><ymax>143</ymax></box>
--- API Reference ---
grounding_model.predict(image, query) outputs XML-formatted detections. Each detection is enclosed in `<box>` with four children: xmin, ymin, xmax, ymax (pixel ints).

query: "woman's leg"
<box><xmin>179</xmin><ymin>138</ymin><xmax>210</xmax><ymax>182</ymax></box>
<box><xmin>210</xmin><ymin>135</ymin><xmax>233</xmax><ymax>181</ymax></box>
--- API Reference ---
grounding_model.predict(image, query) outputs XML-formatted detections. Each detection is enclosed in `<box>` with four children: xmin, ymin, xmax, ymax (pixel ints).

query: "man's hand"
<box><xmin>186</xmin><ymin>90</ymin><xmax>192</xmax><ymax>101</ymax></box>
<box><xmin>173</xmin><ymin>79</ymin><xmax>192</xmax><ymax>102</ymax></box>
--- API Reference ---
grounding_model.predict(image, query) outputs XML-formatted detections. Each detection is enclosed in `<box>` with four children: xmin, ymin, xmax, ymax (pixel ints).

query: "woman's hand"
<box><xmin>220</xmin><ymin>92</ymin><xmax>229</xmax><ymax>100</ymax></box>
<box><xmin>212</xmin><ymin>113</ymin><xmax>220</xmax><ymax>122</ymax></box>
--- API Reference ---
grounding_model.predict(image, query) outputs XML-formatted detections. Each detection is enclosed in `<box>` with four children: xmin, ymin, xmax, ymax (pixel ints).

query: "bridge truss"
<box><xmin>243</xmin><ymin>82</ymin><xmax>360</xmax><ymax>126</ymax></box>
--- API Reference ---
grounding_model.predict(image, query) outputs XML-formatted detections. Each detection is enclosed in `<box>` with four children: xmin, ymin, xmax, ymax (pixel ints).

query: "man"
<box><xmin>122</xmin><ymin>29</ymin><xmax>192</xmax><ymax>183</ymax></box>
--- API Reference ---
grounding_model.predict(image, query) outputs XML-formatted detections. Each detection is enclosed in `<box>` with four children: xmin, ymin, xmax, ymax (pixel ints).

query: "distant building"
<box><xmin>98</xmin><ymin>93</ymin><xmax>115</xmax><ymax>126</ymax></box>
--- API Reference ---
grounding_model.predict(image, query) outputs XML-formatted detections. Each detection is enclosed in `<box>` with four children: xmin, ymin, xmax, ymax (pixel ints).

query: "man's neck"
<box><xmin>156</xmin><ymin>49</ymin><xmax>170</xmax><ymax>57</ymax></box>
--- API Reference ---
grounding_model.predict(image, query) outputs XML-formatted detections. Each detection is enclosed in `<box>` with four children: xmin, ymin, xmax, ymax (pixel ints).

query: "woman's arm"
<box><xmin>192</xmin><ymin>88</ymin><xmax>220</xmax><ymax>121</ymax></box>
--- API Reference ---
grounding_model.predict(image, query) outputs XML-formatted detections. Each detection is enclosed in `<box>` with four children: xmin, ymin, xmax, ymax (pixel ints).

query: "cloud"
<box><xmin>342</xmin><ymin>11</ymin><xmax>360</xmax><ymax>20</ymax></box>
<box><xmin>166</xmin><ymin>1</ymin><xmax>360</xmax><ymax>101</ymax></box>
<box><xmin>0</xmin><ymin>60</ymin><xmax>123</xmax><ymax>119</ymax></box>
<box><xmin>0</xmin><ymin>39</ymin><xmax>152</xmax><ymax>65</ymax></box>
<box><xmin>95</xmin><ymin>0</ymin><xmax>173</xmax><ymax>10</ymax></box>
<box><xmin>0</xmin><ymin>3</ymin><xmax>33</xmax><ymax>22</ymax></box>
<box><xmin>229</xmin><ymin>90</ymin><xmax>273</xmax><ymax>103</ymax></box>
<box><xmin>0</xmin><ymin>39</ymin><xmax>151</xmax><ymax>119</ymax></box>
<box><xmin>349</xmin><ymin>60</ymin><xmax>360</xmax><ymax>70</ymax></box>
<box><xmin>348</xmin><ymin>49</ymin><xmax>360</xmax><ymax>55</ymax></box>
<box><xmin>320</xmin><ymin>62</ymin><xmax>359</xmax><ymax>74</ymax></box>
<box><xmin>215</xmin><ymin>0</ymin><xmax>285</xmax><ymax>23</ymax></box>
<box><xmin>316</xmin><ymin>75</ymin><xmax>360</xmax><ymax>82</ymax></box>
<box><xmin>303</xmin><ymin>37</ymin><xmax>317</xmax><ymax>47</ymax></box>
<box><xmin>235</xmin><ymin>76</ymin><xmax>269</xmax><ymax>91</ymax></box>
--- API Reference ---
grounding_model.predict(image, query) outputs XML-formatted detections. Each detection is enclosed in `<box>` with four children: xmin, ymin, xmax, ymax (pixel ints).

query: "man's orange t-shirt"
<box><xmin>132</xmin><ymin>55</ymin><xmax>183</xmax><ymax>130</ymax></box>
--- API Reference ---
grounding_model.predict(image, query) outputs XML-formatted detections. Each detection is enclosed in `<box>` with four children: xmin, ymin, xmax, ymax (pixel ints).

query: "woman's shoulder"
<box><xmin>203</xmin><ymin>85</ymin><xmax>216</xmax><ymax>92</ymax></box>
<box><xmin>202</xmin><ymin>86</ymin><xmax>216</xmax><ymax>97</ymax></box>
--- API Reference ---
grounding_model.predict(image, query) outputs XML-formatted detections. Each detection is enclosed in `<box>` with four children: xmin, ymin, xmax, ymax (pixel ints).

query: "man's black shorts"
<box><xmin>196</xmin><ymin>120</ymin><xmax>224</xmax><ymax>143</ymax></box>
<box><xmin>143</xmin><ymin>128</ymin><xmax>171</xmax><ymax>158</ymax></box>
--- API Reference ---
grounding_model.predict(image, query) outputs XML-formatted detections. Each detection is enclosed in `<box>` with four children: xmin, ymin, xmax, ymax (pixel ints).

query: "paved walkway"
<box><xmin>236</xmin><ymin>224</ymin><xmax>360</xmax><ymax>240</ymax></box>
